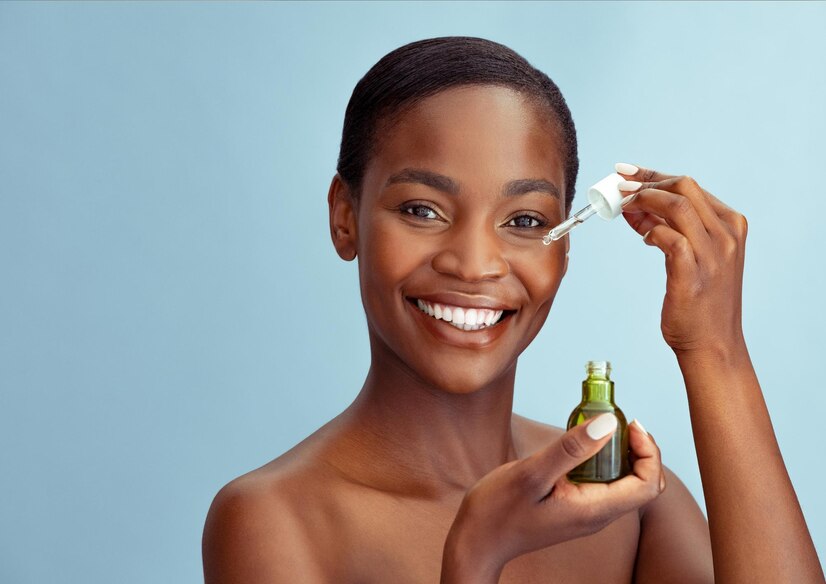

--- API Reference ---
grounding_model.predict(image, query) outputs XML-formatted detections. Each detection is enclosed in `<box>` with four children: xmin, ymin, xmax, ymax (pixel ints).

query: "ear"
<box><xmin>328</xmin><ymin>173</ymin><xmax>358</xmax><ymax>261</ymax></box>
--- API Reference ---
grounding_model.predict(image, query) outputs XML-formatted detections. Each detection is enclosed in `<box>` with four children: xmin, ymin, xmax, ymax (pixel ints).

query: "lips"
<box><xmin>405</xmin><ymin>293</ymin><xmax>516</xmax><ymax>351</ymax></box>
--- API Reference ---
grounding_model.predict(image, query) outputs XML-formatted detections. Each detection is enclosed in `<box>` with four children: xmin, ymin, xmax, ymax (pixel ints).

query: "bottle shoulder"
<box><xmin>567</xmin><ymin>401</ymin><xmax>628</xmax><ymax>425</ymax></box>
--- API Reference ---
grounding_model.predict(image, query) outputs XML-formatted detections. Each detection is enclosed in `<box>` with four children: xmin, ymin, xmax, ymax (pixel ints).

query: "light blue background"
<box><xmin>1</xmin><ymin>1</ymin><xmax>824</xmax><ymax>581</ymax></box>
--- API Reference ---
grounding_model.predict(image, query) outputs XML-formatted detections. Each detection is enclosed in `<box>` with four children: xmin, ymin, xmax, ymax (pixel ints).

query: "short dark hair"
<box><xmin>336</xmin><ymin>36</ymin><xmax>579</xmax><ymax>210</ymax></box>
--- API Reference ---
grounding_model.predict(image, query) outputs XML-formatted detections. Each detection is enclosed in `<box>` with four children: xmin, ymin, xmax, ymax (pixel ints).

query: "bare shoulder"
<box><xmin>202</xmin><ymin>429</ymin><xmax>344</xmax><ymax>583</ymax></box>
<box><xmin>634</xmin><ymin>463</ymin><xmax>713</xmax><ymax>583</ymax></box>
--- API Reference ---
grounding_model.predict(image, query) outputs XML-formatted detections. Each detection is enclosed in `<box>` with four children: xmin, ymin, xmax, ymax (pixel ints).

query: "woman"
<box><xmin>202</xmin><ymin>37</ymin><xmax>823</xmax><ymax>583</ymax></box>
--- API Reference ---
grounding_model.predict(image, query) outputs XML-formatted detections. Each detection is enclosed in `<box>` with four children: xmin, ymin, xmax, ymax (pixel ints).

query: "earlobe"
<box><xmin>328</xmin><ymin>173</ymin><xmax>358</xmax><ymax>261</ymax></box>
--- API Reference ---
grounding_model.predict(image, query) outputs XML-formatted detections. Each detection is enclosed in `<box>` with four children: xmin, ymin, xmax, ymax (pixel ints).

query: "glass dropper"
<box><xmin>542</xmin><ymin>173</ymin><xmax>634</xmax><ymax>245</ymax></box>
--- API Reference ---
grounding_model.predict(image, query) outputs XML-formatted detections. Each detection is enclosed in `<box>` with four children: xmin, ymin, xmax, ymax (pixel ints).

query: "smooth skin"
<box><xmin>202</xmin><ymin>85</ymin><xmax>823</xmax><ymax>583</ymax></box>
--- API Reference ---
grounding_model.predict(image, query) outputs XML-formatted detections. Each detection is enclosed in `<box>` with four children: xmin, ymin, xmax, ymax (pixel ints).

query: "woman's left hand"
<box><xmin>616</xmin><ymin>164</ymin><xmax>749</xmax><ymax>357</ymax></box>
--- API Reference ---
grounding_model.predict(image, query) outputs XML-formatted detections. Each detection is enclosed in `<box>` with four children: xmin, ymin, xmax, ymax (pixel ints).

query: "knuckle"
<box><xmin>733</xmin><ymin>213</ymin><xmax>749</xmax><ymax>239</ymax></box>
<box><xmin>720</xmin><ymin>234</ymin><xmax>739</xmax><ymax>258</ymax></box>
<box><xmin>654</xmin><ymin>224</ymin><xmax>669</xmax><ymax>235</ymax></box>
<box><xmin>515</xmin><ymin>464</ymin><xmax>545</xmax><ymax>491</ymax></box>
<box><xmin>642</xmin><ymin>168</ymin><xmax>658</xmax><ymax>182</ymax></box>
<box><xmin>669</xmin><ymin>195</ymin><xmax>693</xmax><ymax>216</ymax></box>
<box><xmin>668</xmin><ymin>235</ymin><xmax>691</xmax><ymax>256</ymax></box>
<box><xmin>688</xmin><ymin>278</ymin><xmax>704</xmax><ymax>297</ymax></box>
<box><xmin>679</xmin><ymin>175</ymin><xmax>700</xmax><ymax>191</ymax></box>
<box><xmin>560</xmin><ymin>433</ymin><xmax>588</xmax><ymax>460</ymax></box>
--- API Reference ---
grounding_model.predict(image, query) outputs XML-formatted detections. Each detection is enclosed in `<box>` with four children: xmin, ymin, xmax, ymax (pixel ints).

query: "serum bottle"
<box><xmin>566</xmin><ymin>360</ymin><xmax>630</xmax><ymax>483</ymax></box>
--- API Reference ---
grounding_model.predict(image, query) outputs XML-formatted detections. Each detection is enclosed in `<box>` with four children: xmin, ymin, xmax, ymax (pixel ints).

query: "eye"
<box><xmin>506</xmin><ymin>214</ymin><xmax>546</xmax><ymax>229</ymax></box>
<box><xmin>399</xmin><ymin>203</ymin><xmax>441</xmax><ymax>221</ymax></box>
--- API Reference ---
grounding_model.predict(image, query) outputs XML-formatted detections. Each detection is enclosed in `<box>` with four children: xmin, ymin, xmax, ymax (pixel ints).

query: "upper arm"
<box><xmin>202</xmin><ymin>480</ymin><xmax>326</xmax><ymax>584</ymax></box>
<box><xmin>633</xmin><ymin>466</ymin><xmax>714</xmax><ymax>584</ymax></box>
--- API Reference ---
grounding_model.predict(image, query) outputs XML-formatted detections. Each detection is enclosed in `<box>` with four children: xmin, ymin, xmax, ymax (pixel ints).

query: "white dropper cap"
<box><xmin>541</xmin><ymin>172</ymin><xmax>632</xmax><ymax>244</ymax></box>
<box><xmin>587</xmin><ymin>173</ymin><xmax>626</xmax><ymax>220</ymax></box>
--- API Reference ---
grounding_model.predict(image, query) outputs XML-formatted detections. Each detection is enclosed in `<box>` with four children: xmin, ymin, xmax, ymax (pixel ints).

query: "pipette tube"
<box><xmin>542</xmin><ymin>205</ymin><xmax>598</xmax><ymax>244</ymax></box>
<box><xmin>541</xmin><ymin>189</ymin><xmax>637</xmax><ymax>245</ymax></box>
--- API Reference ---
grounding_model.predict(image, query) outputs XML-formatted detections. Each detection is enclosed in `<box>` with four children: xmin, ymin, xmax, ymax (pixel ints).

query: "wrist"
<box><xmin>673</xmin><ymin>335</ymin><xmax>750</xmax><ymax>370</ymax></box>
<box><xmin>441</xmin><ymin>523</ymin><xmax>504</xmax><ymax>584</ymax></box>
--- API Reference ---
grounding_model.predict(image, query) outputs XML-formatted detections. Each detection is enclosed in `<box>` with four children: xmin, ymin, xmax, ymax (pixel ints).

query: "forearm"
<box><xmin>677</xmin><ymin>342</ymin><xmax>823</xmax><ymax>583</ymax></box>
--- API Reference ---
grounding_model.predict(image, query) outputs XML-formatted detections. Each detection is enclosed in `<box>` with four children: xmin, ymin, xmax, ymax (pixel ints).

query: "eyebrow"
<box><xmin>384</xmin><ymin>168</ymin><xmax>562</xmax><ymax>200</ymax></box>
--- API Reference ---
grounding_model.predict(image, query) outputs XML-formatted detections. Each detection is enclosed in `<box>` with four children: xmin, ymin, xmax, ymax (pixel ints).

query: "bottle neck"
<box><xmin>581</xmin><ymin>376</ymin><xmax>615</xmax><ymax>403</ymax></box>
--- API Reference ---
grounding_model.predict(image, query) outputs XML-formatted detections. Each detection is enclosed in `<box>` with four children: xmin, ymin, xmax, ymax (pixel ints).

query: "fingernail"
<box><xmin>618</xmin><ymin>180</ymin><xmax>642</xmax><ymax>192</ymax></box>
<box><xmin>631</xmin><ymin>418</ymin><xmax>648</xmax><ymax>436</ymax></box>
<box><xmin>615</xmin><ymin>162</ymin><xmax>639</xmax><ymax>175</ymax></box>
<box><xmin>620</xmin><ymin>192</ymin><xmax>639</xmax><ymax>206</ymax></box>
<box><xmin>586</xmin><ymin>413</ymin><xmax>618</xmax><ymax>440</ymax></box>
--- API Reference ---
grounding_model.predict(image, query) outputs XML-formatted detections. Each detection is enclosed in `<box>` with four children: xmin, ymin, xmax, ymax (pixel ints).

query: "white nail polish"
<box><xmin>621</xmin><ymin>192</ymin><xmax>639</xmax><ymax>206</ymax></box>
<box><xmin>615</xmin><ymin>162</ymin><xmax>639</xmax><ymax>175</ymax></box>
<box><xmin>586</xmin><ymin>413</ymin><xmax>618</xmax><ymax>440</ymax></box>
<box><xmin>618</xmin><ymin>180</ymin><xmax>642</xmax><ymax>192</ymax></box>
<box><xmin>631</xmin><ymin>418</ymin><xmax>648</xmax><ymax>436</ymax></box>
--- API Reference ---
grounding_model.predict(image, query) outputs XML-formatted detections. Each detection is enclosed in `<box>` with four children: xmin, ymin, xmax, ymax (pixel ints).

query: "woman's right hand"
<box><xmin>441</xmin><ymin>414</ymin><xmax>663</xmax><ymax>583</ymax></box>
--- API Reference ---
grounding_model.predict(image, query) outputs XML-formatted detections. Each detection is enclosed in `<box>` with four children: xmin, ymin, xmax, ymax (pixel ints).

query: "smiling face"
<box><xmin>330</xmin><ymin>85</ymin><xmax>570</xmax><ymax>395</ymax></box>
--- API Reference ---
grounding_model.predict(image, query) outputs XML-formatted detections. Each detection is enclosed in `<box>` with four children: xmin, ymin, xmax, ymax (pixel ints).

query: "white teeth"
<box><xmin>453</xmin><ymin>307</ymin><xmax>465</xmax><ymax>325</ymax></box>
<box><xmin>413</xmin><ymin>298</ymin><xmax>510</xmax><ymax>331</ymax></box>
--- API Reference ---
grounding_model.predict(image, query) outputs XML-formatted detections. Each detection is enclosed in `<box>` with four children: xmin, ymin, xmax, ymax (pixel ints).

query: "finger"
<box><xmin>577</xmin><ymin>464</ymin><xmax>663</xmax><ymax>520</ymax></box>
<box><xmin>572</xmin><ymin>420</ymin><xmax>664</xmax><ymax>516</ymax></box>
<box><xmin>631</xmin><ymin>425</ymin><xmax>667</xmax><ymax>492</ymax></box>
<box><xmin>520</xmin><ymin>413</ymin><xmax>619</xmax><ymax>498</ymax></box>
<box><xmin>622</xmin><ymin>187</ymin><xmax>713</xmax><ymax>260</ymax></box>
<box><xmin>614</xmin><ymin>162</ymin><xmax>675</xmax><ymax>183</ymax></box>
<box><xmin>641</xmin><ymin>223</ymin><xmax>700</xmax><ymax>282</ymax></box>
<box><xmin>704</xmin><ymin>190</ymin><xmax>736</xmax><ymax>216</ymax></box>
<box><xmin>621</xmin><ymin>209</ymin><xmax>665</xmax><ymax>237</ymax></box>
<box><xmin>619</xmin><ymin>420</ymin><xmax>659</xmax><ymax>475</ymax></box>
<box><xmin>629</xmin><ymin>421</ymin><xmax>667</xmax><ymax>492</ymax></box>
<box><xmin>628</xmin><ymin>420</ymin><xmax>660</xmax><ymax>483</ymax></box>
<box><xmin>617</xmin><ymin>164</ymin><xmax>730</xmax><ymax>240</ymax></box>
<box><xmin>704</xmin><ymin>190</ymin><xmax>749</xmax><ymax>241</ymax></box>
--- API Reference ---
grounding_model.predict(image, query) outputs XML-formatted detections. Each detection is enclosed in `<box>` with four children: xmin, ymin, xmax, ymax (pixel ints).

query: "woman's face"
<box><xmin>338</xmin><ymin>85</ymin><xmax>569</xmax><ymax>394</ymax></box>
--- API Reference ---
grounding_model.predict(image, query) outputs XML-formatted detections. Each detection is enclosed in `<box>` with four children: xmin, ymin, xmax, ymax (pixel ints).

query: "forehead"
<box><xmin>364</xmin><ymin>85</ymin><xmax>565</xmax><ymax>197</ymax></box>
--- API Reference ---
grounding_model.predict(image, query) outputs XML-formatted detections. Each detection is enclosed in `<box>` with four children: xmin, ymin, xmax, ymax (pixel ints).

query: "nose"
<box><xmin>431</xmin><ymin>217</ymin><xmax>509</xmax><ymax>282</ymax></box>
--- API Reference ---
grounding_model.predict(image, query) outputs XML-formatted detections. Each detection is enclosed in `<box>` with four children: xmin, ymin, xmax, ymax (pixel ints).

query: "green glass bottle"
<box><xmin>566</xmin><ymin>360</ymin><xmax>630</xmax><ymax>483</ymax></box>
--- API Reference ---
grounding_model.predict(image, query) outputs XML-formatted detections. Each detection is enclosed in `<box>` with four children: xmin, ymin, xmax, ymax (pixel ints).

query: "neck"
<box><xmin>330</xmin><ymin>335</ymin><xmax>520</xmax><ymax>502</ymax></box>
<box><xmin>582</xmin><ymin>376</ymin><xmax>614</xmax><ymax>402</ymax></box>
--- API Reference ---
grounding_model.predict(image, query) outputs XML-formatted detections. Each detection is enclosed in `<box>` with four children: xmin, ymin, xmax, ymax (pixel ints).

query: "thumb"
<box><xmin>520</xmin><ymin>413</ymin><xmax>618</xmax><ymax>497</ymax></box>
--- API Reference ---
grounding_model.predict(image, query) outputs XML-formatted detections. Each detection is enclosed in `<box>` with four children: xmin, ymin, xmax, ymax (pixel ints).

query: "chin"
<box><xmin>419</xmin><ymin>360</ymin><xmax>516</xmax><ymax>396</ymax></box>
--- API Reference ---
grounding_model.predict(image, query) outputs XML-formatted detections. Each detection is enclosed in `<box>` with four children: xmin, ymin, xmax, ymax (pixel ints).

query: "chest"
<box><xmin>326</xmin><ymin>494</ymin><xmax>641</xmax><ymax>584</ymax></box>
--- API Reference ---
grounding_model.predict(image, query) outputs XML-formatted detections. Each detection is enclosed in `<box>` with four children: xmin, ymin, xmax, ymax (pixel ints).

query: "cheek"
<box><xmin>510</xmin><ymin>242</ymin><xmax>567</xmax><ymax>307</ymax></box>
<box><xmin>366</xmin><ymin>219</ymin><xmax>423</xmax><ymax>279</ymax></box>
<box><xmin>358</xmin><ymin>217</ymin><xmax>427</xmax><ymax>317</ymax></box>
